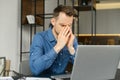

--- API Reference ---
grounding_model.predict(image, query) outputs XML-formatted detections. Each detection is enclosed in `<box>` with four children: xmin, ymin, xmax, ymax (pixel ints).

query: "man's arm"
<box><xmin>69</xmin><ymin>38</ymin><xmax>78</xmax><ymax>63</ymax></box>
<box><xmin>67</xmin><ymin>28</ymin><xmax>78</xmax><ymax>56</ymax></box>
<box><xmin>29</xmin><ymin>34</ymin><xmax>57</xmax><ymax>76</ymax></box>
<box><xmin>54</xmin><ymin>27</ymin><xmax>71</xmax><ymax>53</ymax></box>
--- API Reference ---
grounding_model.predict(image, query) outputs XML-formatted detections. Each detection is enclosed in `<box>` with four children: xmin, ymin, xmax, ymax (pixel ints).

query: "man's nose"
<box><xmin>66</xmin><ymin>25</ymin><xmax>70</xmax><ymax>28</ymax></box>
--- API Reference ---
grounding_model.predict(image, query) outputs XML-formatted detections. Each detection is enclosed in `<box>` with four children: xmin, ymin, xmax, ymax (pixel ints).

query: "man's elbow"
<box><xmin>30</xmin><ymin>66</ymin><xmax>41</xmax><ymax>76</ymax></box>
<box><xmin>30</xmin><ymin>62</ymin><xmax>41</xmax><ymax>76</ymax></box>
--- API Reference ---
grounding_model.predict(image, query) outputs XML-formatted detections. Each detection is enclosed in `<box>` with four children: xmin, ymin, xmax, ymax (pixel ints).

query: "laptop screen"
<box><xmin>71</xmin><ymin>45</ymin><xmax>120</xmax><ymax>80</ymax></box>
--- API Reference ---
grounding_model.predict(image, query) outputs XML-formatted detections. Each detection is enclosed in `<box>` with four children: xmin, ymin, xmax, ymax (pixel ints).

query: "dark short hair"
<box><xmin>53</xmin><ymin>5</ymin><xmax>76</xmax><ymax>18</ymax></box>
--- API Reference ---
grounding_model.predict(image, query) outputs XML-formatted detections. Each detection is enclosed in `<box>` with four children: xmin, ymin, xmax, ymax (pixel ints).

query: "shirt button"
<box><xmin>59</xmin><ymin>63</ymin><xmax>61</xmax><ymax>66</ymax></box>
<box><xmin>60</xmin><ymin>53</ymin><xmax>63</xmax><ymax>56</ymax></box>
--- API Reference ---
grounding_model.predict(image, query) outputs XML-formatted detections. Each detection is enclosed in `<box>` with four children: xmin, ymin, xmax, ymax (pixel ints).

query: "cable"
<box><xmin>0</xmin><ymin>57</ymin><xmax>6</xmax><ymax>76</ymax></box>
<box><xmin>4</xmin><ymin>70</ymin><xmax>27</xmax><ymax>80</ymax></box>
<box><xmin>0</xmin><ymin>68</ymin><xmax>5</xmax><ymax>76</ymax></box>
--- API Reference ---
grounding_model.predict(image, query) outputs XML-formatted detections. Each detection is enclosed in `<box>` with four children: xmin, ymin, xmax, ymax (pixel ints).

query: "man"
<box><xmin>30</xmin><ymin>5</ymin><xmax>78</xmax><ymax>77</ymax></box>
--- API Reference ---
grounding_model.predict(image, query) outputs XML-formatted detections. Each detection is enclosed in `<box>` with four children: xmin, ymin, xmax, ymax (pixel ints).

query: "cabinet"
<box><xmin>21</xmin><ymin>0</ymin><xmax>44</xmax><ymax>25</ymax></box>
<box><xmin>76</xmin><ymin>0</ymin><xmax>120</xmax><ymax>45</ymax></box>
<box><xmin>20</xmin><ymin>0</ymin><xmax>66</xmax><ymax>62</ymax></box>
<box><xmin>20</xmin><ymin>0</ymin><xmax>44</xmax><ymax>62</ymax></box>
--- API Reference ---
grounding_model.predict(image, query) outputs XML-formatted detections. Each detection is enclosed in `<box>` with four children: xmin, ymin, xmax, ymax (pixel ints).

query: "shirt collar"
<box><xmin>47</xmin><ymin>26</ymin><xmax>56</xmax><ymax>42</ymax></box>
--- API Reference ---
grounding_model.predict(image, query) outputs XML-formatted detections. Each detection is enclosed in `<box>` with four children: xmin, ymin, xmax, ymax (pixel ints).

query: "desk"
<box><xmin>11</xmin><ymin>69</ymin><xmax>120</xmax><ymax>80</ymax></box>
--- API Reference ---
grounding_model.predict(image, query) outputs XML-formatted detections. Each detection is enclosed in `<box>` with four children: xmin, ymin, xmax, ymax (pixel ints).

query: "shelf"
<box><xmin>73</xmin><ymin>1</ymin><xmax>120</xmax><ymax>11</ymax></box>
<box><xmin>21</xmin><ymin>51</ymin><xmax>30</xmax><ymax>54</ymax></box>
<box><xmin>77</xmin><ymin>34</ymin><xmax>120</xmax><ymax>45</ymax></box>
<box><xmin>36</xmin><ymin>13</ymin><xmax>53</xmax><ymax>19</ymax></box>
<box><xmin>20</xmin><ymin>0</ymin><xmax>44</xmax><ymax>62</ymax></box>
<box><xmin>21</xmin><ymin>23</ymin><xmax>44</xmax><ymax>27</ymax></box>
<box><xmin>96</xmin><ymin>2</ymin><xmax>120</xmax><ymax>10</ymax></box>
<box><xmin>76</xmin><ymin>34</ymin><xmax>120</xmax><ymax>36</ymax></box>
<box><xmin>21</xmin><ymin>0</ymin><xmax>44</xmax><ymax>25</ymax></box>
<box><xmin>74</xmin><ymin>5</ymin><xmax>96</xmax><ymax>11</ymax></box>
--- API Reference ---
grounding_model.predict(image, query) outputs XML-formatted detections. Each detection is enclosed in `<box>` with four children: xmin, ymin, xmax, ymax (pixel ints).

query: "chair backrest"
<box><xmin>19</xmin><ymin>60</ymin><xmax>32</xmax><ymax>76</ymax></box>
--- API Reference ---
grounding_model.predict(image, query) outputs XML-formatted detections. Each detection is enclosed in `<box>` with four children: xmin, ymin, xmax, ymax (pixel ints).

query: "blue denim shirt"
<box><xmin>30</xmin><ymin>27</ymin><xmax>78</xmax><ymax>77</ymax></box>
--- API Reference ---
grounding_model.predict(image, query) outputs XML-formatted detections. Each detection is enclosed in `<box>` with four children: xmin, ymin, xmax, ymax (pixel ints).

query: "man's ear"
<box><xmin>51</xmin><ymin>18</ymin><xmax>56</xmax><ymax>26</ymax></box>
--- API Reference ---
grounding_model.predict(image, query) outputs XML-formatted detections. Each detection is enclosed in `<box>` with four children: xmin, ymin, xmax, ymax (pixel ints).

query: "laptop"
<box><xmin>51</xmin><ymin>45</ymin><xmax>120</xmax><ymax>80</ymax></box>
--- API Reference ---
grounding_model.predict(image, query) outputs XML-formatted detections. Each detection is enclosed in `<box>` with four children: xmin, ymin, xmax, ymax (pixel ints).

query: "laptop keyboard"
<box><xmin>51</xmin><ymin>73</ymin><xmax>71</xmax><ymax>79</ymax></box>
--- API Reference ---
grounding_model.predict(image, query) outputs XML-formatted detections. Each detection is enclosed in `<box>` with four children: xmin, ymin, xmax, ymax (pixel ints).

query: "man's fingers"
<box><xmin>63</xmin><ymin>27</ymin><xmax>71</xmax><ymax>37</ymax></box>
<box><xmin>66</xmin><ymin>31</ymin><xmax>71</xmax><ymax>39</ymax></box>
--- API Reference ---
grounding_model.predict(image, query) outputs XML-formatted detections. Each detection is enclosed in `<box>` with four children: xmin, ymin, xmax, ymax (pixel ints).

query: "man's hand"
<box><xmin>67</xmin><ymin>28</ymin><xmax>75</xmax><ymax>55</ymax></box>
<box><xmin>67</xmin><ymin>29</ymin><xmax>75</xmax><ymax>48</ymax></box>
<box><xmin>54</xmin><ymin>27</ymin><xmax>71</xmax><ymax>53</ymax></box>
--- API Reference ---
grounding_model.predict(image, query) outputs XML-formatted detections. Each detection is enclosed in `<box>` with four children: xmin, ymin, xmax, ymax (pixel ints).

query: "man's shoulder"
<box><xmin>36</xmin><ymin>31</ymin><xmax>46</xmax><ymax>36</ymax></box>
<box><xmin>34</xmin><ymin>29</ymin><xmax>50</xmax><ymax>39</ymax></box>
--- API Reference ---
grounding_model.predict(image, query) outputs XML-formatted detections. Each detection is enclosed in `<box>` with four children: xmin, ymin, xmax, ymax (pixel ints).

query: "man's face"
<box><xmin>51</xmin><ymin>12</ymin><xmax>74</xmax><ymax>35</ymax></box>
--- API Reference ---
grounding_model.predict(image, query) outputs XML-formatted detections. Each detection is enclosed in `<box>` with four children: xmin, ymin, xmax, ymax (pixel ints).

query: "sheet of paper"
<box><xmin>26</xmin><ymin>77</ymin><xmax>51</xmax><ymax>80</ymax></box>
<box><xmin>0</xmin><ymin>77</ymin><xmax>14</xmax><ymax>80</ymax></box>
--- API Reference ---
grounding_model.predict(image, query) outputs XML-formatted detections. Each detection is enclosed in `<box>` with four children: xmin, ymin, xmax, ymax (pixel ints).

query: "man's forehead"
<box><xmin>59</xmin><ymin>22</ymin><xmax>72</xmax><ymax>25</ymax></box>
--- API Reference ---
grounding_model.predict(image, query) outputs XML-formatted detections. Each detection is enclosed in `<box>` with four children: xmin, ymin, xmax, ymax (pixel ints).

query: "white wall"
<box><xmin>0</xmin><ymin>0</ymin><xmax>20</xmax><ymax>73</ymax></box>
<box><xmin>97</xmin><ymin>9</ymin><xmax>120</xmax><ymax>34</ymax></box>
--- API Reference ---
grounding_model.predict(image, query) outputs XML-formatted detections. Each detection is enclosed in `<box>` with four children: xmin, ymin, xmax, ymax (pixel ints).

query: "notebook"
<box><xmin>51</xmin><ymin>45</ymin><xmax>120</xmax><ymax>80</ymax></box>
